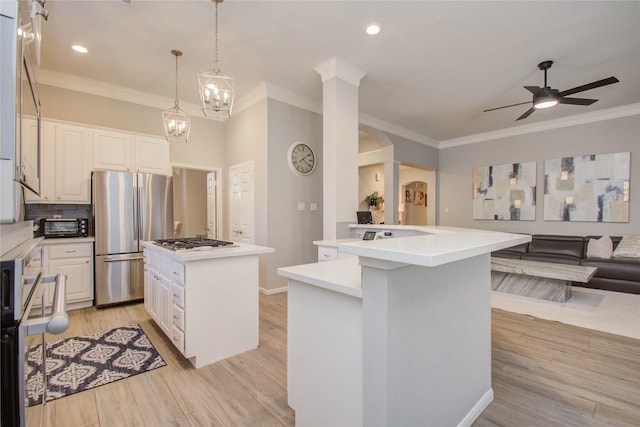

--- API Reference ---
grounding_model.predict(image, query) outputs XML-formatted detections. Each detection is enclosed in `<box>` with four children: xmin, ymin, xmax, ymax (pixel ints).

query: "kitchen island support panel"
<box><xmin>287</xmin><ymin>280</ymin><xmax>363</xmax><ymax>426</ymax></box>
<box><xmin>360</xmin><ymin>254</ymin><xmax>492</xmax><ymax>426</ymax></box>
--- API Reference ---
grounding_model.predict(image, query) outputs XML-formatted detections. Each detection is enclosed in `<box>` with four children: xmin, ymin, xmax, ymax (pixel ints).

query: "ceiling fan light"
<box><xmin>534</xmin><ymin>97</ymin><xmax>558</xmax><ymax>109</ymax></box>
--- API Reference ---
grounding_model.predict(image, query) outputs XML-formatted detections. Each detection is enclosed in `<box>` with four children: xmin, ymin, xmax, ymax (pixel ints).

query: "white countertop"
<box><xmin>41</xmin><ymin>237</ymin><xmax>95</xmax><ymax>244</ymax></box>
<box><xmin>313</xmin><ymin>238</ymin><xmax>360</xmax><ymax>248</ymax></box>
<box><xmin>339</xmin><ymin>229</ymin><xmax>530</xmax><ymax>267</ymax></box>
<box><xmin>278</xmin><ymin>257</ymin><xmax>362</xmax><ymax>298</ymax></box>
<box><xmin>140</xmin><ymin>241</ymin><xmax>274</xmax><ymax>261</ymax></box>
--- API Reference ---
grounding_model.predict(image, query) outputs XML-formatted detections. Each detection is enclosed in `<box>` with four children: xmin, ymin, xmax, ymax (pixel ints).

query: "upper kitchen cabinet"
<box><xmin>94</xmin><ymin>129</ymin><xmax>169</xmax><ymax>175</ymax></box>
<box><xmin>25</xmin><ymin>122</ymin><xmax>91</xmax><ymax>204</ymax></box>
<box><xmin>55</xmin><ymin>124</ymin><xmax>92</xmax><ymax>203</ymax></box>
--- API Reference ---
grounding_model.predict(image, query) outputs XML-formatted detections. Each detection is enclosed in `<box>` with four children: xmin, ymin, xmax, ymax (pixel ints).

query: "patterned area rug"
<box><xmin>25</xmin><ymin>324</ymin><xmax>166</xmax><ymax>406</ymax></box>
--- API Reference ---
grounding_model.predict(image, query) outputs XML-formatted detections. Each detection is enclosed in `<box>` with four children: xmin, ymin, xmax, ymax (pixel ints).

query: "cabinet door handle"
<box><xmin>64</xmin><ymin>250</ymin><xmax>76</xmax><ymax>253</ymax></box>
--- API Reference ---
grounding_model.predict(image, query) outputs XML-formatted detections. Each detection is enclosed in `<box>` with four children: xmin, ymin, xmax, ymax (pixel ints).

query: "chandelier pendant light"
<box><xmin>197</xmin><ymin>0</ymin><xmax>234</xmax><ymax>119</ymax></box>
<box><xmin>163</xmin><ymin>49</ymin><xmax>191</xmax><ymax>143</ymax></box>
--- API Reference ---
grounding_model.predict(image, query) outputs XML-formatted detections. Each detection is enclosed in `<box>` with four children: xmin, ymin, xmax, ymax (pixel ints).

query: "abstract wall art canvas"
<box><xmin>472</xmin><ymin>161</ymin><xmax>537</xmax><ymax>220</ymax></box>
<box><xmin>544</xmin><ymin>152</ymin><xmax>630</xmax><ymax>222</ymax></box>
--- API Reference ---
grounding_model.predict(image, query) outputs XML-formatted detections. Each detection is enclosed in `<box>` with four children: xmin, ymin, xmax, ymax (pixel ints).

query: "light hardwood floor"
<box><xmin>31</xmin><ymin>293</ymin><xmax>639</xmax><ymax>426</ymax></box>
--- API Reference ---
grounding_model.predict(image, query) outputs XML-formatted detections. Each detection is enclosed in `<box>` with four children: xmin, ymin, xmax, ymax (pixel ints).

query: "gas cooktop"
<box><xmin>154</xmin><ymin>237</ymin><xmax>236</xmax><ymax>251</ymax></box>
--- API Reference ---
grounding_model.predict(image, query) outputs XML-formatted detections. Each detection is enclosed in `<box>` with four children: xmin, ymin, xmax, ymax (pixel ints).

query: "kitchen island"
<box><xmin>141</xmin><ymin>241</ymin><xmax>274</xmax><ymax>368</ymax></box>
<box><xmin>278</xmin><ymin>227</ymin><xmax>530</xmax><ymax>427</ymax></box>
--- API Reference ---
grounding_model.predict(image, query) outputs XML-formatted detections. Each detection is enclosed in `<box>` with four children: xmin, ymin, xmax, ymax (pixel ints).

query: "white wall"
<box><xmin>438</xmin><ymin>115</ymin><xmax>640</xmax><ymax>235</ymax></box>
<box><xmin>265</xmin><ymin>99</ymin><xmax>323</xmax><ymax>291</ymax></box>
<box><xmin>358</xmin><ymin>164</ymin><xmax>385</xmax><ymax>224</ymax></box>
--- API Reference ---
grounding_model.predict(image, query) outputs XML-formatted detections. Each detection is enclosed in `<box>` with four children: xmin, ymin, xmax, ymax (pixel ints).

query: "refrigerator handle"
<box><xmin>137</xmin><ymin>176</ymin><xmax>143</xmax><ymax>242</ymax></box>
<box><xmin>132</xmin><ymin>179</ymin><xmax>139</xmax><ymax>243</ymax></box>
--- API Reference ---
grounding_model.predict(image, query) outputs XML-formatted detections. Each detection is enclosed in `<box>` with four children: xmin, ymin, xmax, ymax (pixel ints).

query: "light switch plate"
<box><xmin>298</xmin><ymin>202</ymin><xmax>305</xmax><ymax>211</ymax></box>
<box><xmin>310</xmin><ymin>202</ymin><xmax>318</xmax><ymax>211</ymax></box>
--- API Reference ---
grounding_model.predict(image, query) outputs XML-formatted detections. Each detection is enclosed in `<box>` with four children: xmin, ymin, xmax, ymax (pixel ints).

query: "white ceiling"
<box><xmin>39</xmin><ymin>1</ymin><xmax>640</xmax><ymax>143</ymax></box>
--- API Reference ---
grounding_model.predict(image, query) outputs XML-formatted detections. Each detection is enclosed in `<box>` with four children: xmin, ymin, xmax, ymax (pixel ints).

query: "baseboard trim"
<box><xmin>457</xmin><ymin>388</ymin><xmax>494</xmax><ymax>427</ymax></box>
<box><xmin>260</xmin><ymin>286</ymin><xmax>288</xmax><ymax>295</ymax></box>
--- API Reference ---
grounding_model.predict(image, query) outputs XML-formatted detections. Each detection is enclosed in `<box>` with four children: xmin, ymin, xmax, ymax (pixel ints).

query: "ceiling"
<box><xmin>39</xmin><ymin>1</ymin><xmax>640</xmax><ymax>144</ymax></box>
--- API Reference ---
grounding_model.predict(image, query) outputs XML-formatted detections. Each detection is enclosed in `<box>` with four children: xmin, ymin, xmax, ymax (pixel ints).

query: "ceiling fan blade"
<box><xmin>524</xmin><ymin>86</ymin><xmax>544</xmax><ymax>96</ymax></box>
<box><xmin>558</xmin><ymin>97</ymin><xmax>598</xmax><ymax>106</ymax></box>
<box><xmin>558</xmin><ymin>76</ymin><xmax>619</xmax><ymax>97</ymax></box>
<box><xmin>483</xmin><ymin>101</ymin><xmax>531</xmax><ymax>113</ymax></box>
<box><xmin>516</xmin><ymin>107</ymin><xmax>536</xmax><ymax>121</ymax></box>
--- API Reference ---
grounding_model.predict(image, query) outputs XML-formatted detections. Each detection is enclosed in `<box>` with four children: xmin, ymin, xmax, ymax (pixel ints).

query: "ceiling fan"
<box><xmin>484</xmin><ymin>60</ymin><xmax>619</xmax><ymax>121</ymax></box>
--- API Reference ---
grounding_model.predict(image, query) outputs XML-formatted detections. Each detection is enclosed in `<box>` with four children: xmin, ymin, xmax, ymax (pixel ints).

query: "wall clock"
<box><xmin>287</xmin><ymin>141</ymin><xmax>316</xmax><ymax>176</ymax></box>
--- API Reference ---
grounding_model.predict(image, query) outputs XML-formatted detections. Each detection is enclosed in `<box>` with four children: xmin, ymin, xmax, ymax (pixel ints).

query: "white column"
<box><xmin>315</xmin><ymin>58</ymin><xmax>366</xmax><ymax>239</ymax></box>
<box><xmin>384</xmin><ymin>160</ymin><xmax>400</xmax><ymax>225</ymax></box>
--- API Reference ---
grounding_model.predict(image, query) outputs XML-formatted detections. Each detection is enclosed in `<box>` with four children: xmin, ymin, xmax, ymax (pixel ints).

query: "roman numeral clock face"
<box><xmin>287</xmin><ymin>142</ymin><xmax>316</xmax><ymax>176</ymax></box>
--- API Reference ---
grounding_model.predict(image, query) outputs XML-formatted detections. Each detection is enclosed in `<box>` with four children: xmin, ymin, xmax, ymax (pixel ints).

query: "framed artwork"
<box><xmin>405</xmin><ymin>189</ymin><xmax>414</xmax><ymax>203</ymax></box>
<box><xmin>472</xmin><ymin>161</ymin><xmax>537</xmax><ymax>220</ymax></box>
<box><xmin>415</xmin><ymin>191</ymin><xmax>425</xmax><ymax>206</ymax></box>
<box><xmin>544</xmin><ymin>152</ymin><xmax>630</xmax><ymax>222</ymax></box>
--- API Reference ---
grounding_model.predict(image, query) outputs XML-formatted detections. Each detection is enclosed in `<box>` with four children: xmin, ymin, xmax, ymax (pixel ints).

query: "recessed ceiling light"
<box><xmin>365</xmin><ymin>23</ymin><xmax>381</xmax><ymax>35</ymax></box>
<box><xmin>72</xmin><ymin>45</ymin><xmax>88</xmax><ymax>54</ymax></box>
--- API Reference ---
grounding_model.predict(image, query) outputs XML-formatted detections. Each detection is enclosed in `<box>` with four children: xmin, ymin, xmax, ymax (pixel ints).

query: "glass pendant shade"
<box><xmin>198</xmin><ymin>0</ymin><xmax>234</xmax><ymax>120</ymax></box>
<box><xmin>163</xmin><ymin>49</ymin><xmax>190</xmax><ymax>143</ymax></box>
<box><xmin>197</xmin><ymin>67</ymin><xmax>234</xmax><ymax>119</ymax></box>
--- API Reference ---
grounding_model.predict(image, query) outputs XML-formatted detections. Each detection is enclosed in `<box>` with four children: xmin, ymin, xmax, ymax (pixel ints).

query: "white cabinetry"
<box><xmin>44</xmin><ymin>240</ymin><xmax>94</xmax><ymax>309</ymax></box>
<box><xmin>55</xmin><ymin>124</ymin><xmax>92</xmax><ymax>203</ymax></box>
<box><xmin>317</xmin><ymin>244</ymin><xmax>356</xmax><ymax>262</ymax></box>
<box><xmin>142</xmin><ymin>243</ymin><xmax>273</xmax><ymax>369</ymax></box>
<box><xmin>145</xmin><ymin>250</ymin><xmax>186</xmax><ymax>352</ymax></box>
<box><xmin>25</xmin><ymin>122</ymin><xmax>91</xmax><ymax>204</ymax></box>
<box><xmin>93</xmin><ymin>130</ymin><xmax>169</xmax><ymax>175</ymax></box>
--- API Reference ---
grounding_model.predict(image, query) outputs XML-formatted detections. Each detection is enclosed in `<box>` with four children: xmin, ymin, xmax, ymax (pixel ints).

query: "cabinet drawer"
<box><xmin>171</xmin><ymin>325</ymin><xmax>184</xmax><ymax>352</ymax></box>
<box><xmin>172</xmin><ymin>304</ymin><xmax>185</xmax><ymax>331</ymax></box>
<box><xmin>48</xmin><ymin>243</ymin><xmax>92</xmax><ymax>259</ymax></box>
<box><xmin>172</xmin><ymin>283</ymin><xmax>185</xmax><ymax>308</ymax></box>
<box><xmin>318</xmin><ymin>246</ymin><xmax>338</xmax><ymax>262</ymax></box>
<box><xmin>171</xmin><ymin>262</ymin><xmax>185</xmax><ymax>285</ymax></box>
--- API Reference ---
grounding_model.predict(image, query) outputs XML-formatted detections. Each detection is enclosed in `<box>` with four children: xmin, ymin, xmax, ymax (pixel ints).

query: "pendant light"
<box><xmin>197</xmin><ymin>0</ymin><xmax>234</xmax><ymax>119</ymax></box>
<box><xmin>163</xmin><ymin>49</ymin><xmax>191</xmax><ymax>143</ymax></box>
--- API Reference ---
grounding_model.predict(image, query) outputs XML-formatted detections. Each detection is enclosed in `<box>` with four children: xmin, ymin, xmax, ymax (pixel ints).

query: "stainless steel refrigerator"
<box><xmin>93</xmin><ymin>170</ymin><xmax>173</xmax><ymax>307</ymax></box>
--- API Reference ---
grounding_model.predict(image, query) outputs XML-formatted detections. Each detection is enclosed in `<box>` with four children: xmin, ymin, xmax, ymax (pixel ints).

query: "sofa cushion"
<box><xmin>586</xmin><ymin>235</ymin><xmax>613</xmax><ymax>259</ymax></box>
<box><xmin>612</xmin><ymin>235</ymin><xmax>640</xmax><ymax>259</ymax></box>
<box><xmin>492</xmin><ymin>242</ymin><xmax>529</xmax><ymax>259</ymax></box>
<box><xmin>520</xmin><ymin>252</ymin><xmax>581</xmax><ymax>265</ymax></box>
<box><xmin>528</xmin><ymin>235</ymin><xmax>585</xmax><ymax>259</ymax></box>
<box><xmin>581</xmin><ymin>258</ymin><xmax>640</xmax><ymax>282</ymax></box>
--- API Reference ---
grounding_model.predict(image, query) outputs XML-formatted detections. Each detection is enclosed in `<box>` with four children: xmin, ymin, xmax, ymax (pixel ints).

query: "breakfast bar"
<box><xmin>278</xmin><ymin>228</ymin><xmax>530</xmax><ymax>426</ymax></box>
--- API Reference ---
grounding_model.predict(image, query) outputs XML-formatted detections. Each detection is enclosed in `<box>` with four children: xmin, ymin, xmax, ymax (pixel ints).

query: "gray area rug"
<box><xmin>25</xmin><ymin>324</ymin><xmax>166</xmax><ymax>406</ymax></box>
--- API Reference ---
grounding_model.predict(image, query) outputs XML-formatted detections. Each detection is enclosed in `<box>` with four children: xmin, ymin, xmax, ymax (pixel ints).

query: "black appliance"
<box><xmin>154</xmin><ymin>237</ymin><xmax>236</xmax><ymax>251</ymax></box>
<box><xmin>357</xmin><ymin>211</ymin><xmax>373</xmax><ymax>224</ymax></box>
<box><xmin>1</xmin><ymin>238</ymin><xmax>68</xmax><ymax>427</ymax></box>
<box><xmin>39</xmin><ymin>218</ymin><xmax>89</xmax><ymax>238</ymax></box>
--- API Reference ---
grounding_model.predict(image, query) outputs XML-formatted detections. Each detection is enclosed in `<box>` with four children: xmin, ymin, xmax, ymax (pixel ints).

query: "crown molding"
<box><xmin>439</xmin><ymin>103</ymin><xmax>640</xmax><ymax>148</ymax></box>
<box><xmin>38</xmin><ymin>69</ymin><xmax>207</xmax><ymax>118</ymax></box>
<box><xmin>359</xmin><ymin>114</ymin><xmax>440</xmax><ymax>149</ymax></box>
<box><xmin>314</xmin><ymin>57</ymin><xmax>367</xmax><ymax>87</ymax></box>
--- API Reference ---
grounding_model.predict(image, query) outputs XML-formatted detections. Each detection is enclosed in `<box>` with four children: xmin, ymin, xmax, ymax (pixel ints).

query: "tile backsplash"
<box><xmin>25</xmin><ymin>204</ymin><xmax>91</xmax><ymax>220</ymax></box>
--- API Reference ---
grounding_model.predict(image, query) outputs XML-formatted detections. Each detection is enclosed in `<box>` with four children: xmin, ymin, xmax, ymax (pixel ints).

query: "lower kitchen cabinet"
<box><xmin>142</xmin><ymin>242</ymin><xmax>273</xmax><ymax>369</ymax></box>
<box><xmin>44</xmin><ymin>240</ymin><xmax>94</xmax><ymax>310</ymax></box>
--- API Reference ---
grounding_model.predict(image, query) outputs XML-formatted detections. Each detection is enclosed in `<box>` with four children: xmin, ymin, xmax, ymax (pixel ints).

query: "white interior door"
<box><xmin>207</xmin><ymin>172</ymin><xmax>216</xmax><ymax>238</ymax></box>
<box><xmin>230</xmin><ymin>163</ymin><xmax>254</xmax><ymax>244</ymax></box>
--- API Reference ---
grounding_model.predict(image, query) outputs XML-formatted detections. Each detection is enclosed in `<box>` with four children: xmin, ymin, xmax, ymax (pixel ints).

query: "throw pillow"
<box><xmin>612</xmin><ymin>235</ymin><xmax>640</xmax><ymax>259</ymax></box>
<box><xmin>587</xmin><ymin>235</ymin><xmax>613</xmax><ymax>259</ymax></box>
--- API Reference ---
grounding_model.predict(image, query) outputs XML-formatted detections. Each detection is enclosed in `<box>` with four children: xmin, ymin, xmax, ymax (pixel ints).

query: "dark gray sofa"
<box><xmin>493</xmin><ymin>234</ymin><xmax>640</xmax><ymax>294</ymax></box>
